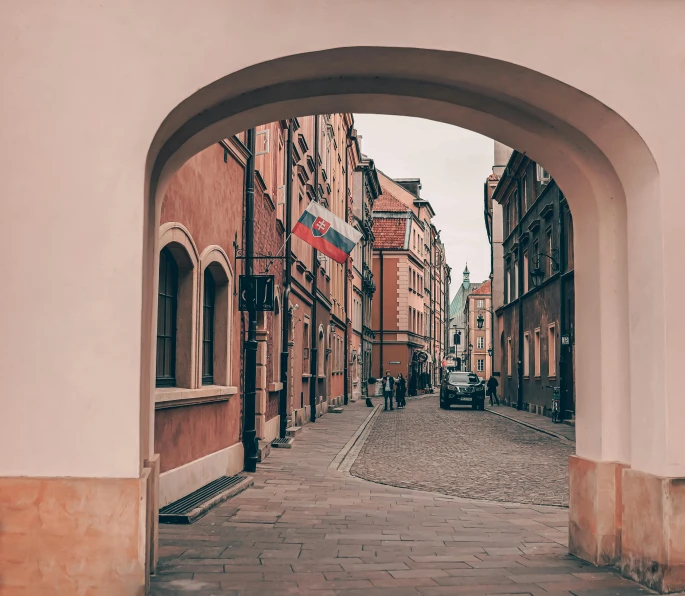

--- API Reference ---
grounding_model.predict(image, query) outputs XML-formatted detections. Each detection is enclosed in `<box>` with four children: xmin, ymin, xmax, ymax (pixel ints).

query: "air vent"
<box><xmin>159</xmin><ymin>474</ymin><xmax>252</xmax><ymax>524</ymax></box>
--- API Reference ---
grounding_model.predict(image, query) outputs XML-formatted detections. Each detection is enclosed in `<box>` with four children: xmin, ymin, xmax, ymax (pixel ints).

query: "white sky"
<box><xmin>353</xmin><ymin>114</ymin><xmax>494</xmax><ymax>295</ymax></box>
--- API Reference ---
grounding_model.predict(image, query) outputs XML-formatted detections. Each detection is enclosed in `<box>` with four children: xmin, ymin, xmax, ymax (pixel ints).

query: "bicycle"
<box><xmin>545</xmin><ymin>385</ymin><xmax>562</xmax><ymax>423</ymax></box>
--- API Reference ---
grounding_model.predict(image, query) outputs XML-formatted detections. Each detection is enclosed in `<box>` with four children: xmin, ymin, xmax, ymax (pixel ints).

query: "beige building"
<box><xmin>464</xmin><ymin>280</ymin><xmax>493</xmax><ymax>381</ymax></box>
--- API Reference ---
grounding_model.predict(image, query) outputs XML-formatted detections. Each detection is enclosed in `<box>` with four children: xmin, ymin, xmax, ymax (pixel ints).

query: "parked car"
<box><xmin>440</xmin><ymin>371</ymin><xmax>485</xmax><ymax>410</ymax></box>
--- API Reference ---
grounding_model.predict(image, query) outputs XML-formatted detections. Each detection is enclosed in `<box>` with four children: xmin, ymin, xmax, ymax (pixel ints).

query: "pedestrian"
<box><xmin>396</xmin><ymin>373</ymin><xmax>407</xmax><ymax>408</ymax></box>
<box><xmin>382</xmin><ymin>371</ymin><xmax>395</xmax><ymax>411</ymax></box>
<box><xmin>487</xmin><ymin>374</ymin><xmax>500</xmax><ymax>406</ymax></box>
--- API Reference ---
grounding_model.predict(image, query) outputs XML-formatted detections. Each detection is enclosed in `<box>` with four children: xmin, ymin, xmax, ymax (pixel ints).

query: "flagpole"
<box><xmin>265</xmin><ymin>232</ymin><xmax>292</xmax><ymax>273</ymax></box>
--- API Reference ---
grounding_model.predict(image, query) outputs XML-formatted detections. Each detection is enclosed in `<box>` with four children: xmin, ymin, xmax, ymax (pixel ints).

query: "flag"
<box><xmin>292</xmin><ymin>201</ymin><xmax>362</xmax><ymax>263</ymax></box>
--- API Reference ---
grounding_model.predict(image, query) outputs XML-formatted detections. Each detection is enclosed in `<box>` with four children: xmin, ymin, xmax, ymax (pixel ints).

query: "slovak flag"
<box><xmin>292</xmin><ymin>201</ymin><xmax>363</xmax><ymax>263</ymax></box>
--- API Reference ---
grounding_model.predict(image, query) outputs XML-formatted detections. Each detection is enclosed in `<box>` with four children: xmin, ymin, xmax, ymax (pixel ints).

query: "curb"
<box><xmin>485</xmin><ymin>407</ymin><xmax>574</xmax><ymax>444</ymax></box>
<box><xmin>328</xmin><ymin>405</ymin><xmax>380</xmax><ymax>472</ymax></box>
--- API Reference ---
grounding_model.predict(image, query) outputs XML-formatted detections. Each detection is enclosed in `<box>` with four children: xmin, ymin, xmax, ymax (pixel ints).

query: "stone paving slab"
<box><xmin>151</xmin><ymin>400</ymin><xmax>649</xmax><ymax>595</ymax></box>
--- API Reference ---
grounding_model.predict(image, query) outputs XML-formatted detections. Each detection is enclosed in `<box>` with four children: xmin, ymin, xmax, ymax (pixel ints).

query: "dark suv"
<box><xmin>440</xmin><ymin>371</ymin><xmax>485</xmax><ymax>410</ymax></box>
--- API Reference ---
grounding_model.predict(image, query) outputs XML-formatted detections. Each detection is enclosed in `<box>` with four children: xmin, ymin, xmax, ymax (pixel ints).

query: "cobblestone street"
<box><xmin>352</xmin><ymin>394</ymin><xmax>573</xmax><ymax>506</ymax></box>
<box><xmin>151</xmin><ymin>401</ymin><xmax>649</xmax><ymax>595</ymax></box>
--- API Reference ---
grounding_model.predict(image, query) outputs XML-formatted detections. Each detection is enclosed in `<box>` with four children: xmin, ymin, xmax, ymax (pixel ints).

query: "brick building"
<box><xmin>493</xmin><ymin>150</ymin><xmax>575</xmax><ymax>418</ymax></box>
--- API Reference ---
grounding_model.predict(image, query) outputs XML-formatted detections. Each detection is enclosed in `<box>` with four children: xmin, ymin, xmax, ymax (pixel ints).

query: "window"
<box><xmin>507</xmin><ymin>338</ymin><xmax>512</xmax><ymax>376</ymax></box>
<box><xmin>506</xmin><ymin>269</ymin><xmax>511</xmax><ymax>304</ymax></box>
<box><xmin>156</xmin><ymin>248</ymin><xmax>178</xmax><ymax>387</ymax></box>
<box><xmin>477</xmin><ymin>336</ymin><xmax>484</xmax><ymax>349</ymax></box>
<box><xmin>546</xmin><ymin>229</ymin><xmax>553</xmax><ymax>277</ymax></box>
<box><xmin>201</xmin><ymin>269</ymin><xmax>215</xmax><ymax>385</ymax></box>
<box><xmin>513</xmin><ymin>260</ymin><xmax>519</xmax><ymax>299</ymax></box>
<box><xmin>303</xmin><ymin>321</ymin><xmax>310</xmax><ymax>374</ymax></box>
<box><xmin>523</xmin><ymin>250</ymin><xmax>528</xmax><ymax>293</ymax></box>
<box><xmin>537</xmin><ymin>163</ymin><xmax>550</xmax><ymax>184</ymax></box>
<box><xmin>477</xmin><ymin>299</ymin><xmax>484</xmax><ymax>308</ymax></box>
<box><xmin>477</xmin><ymin>359</ymin><xmax>484</xmax><ymax>372</ymax></box>
<box><xmin>534</xmin><ymin>328</ymin><xmax>541</xmax><ymax>377</ymax></box>
<box><xmin>548</xmin><ymin>324</ymin><xmax>556</xmax><ymax>377</ymax></box>
<box><xmin>504</xmin><ymin>202</ymin><xmax>510</xmax><ymax>237</ymax></box>
<box><xmin>523</xmin><ymin>332</ymin><xmax>530</xmax><ymax>377</ymax></box>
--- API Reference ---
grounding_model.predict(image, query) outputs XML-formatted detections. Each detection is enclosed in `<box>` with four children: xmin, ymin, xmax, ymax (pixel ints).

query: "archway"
<box><xmin>142</xmin><ymin>46</ymin><xmax>660</xmax><ymax>589</ymax></box>
<box><xmin>4</xmin><ymin>3</ymin><xmax>684</xmax><ymax>591</ymax></box>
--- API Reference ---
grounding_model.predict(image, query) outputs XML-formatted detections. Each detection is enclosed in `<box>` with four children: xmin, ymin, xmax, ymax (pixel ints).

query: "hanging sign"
<box><xmin>561</xmin><ymin>333</ymin><xmax>571</xmax><ymax>346</ymax></box>
<box><xmin>239</xmin><ymin>275</ymin><xmax>275</xmax><ymax>312</ymax></box>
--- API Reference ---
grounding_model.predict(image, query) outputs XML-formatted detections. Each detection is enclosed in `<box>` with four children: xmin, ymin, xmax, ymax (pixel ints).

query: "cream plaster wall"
<box><xmin>1</xmin><ymin>1</ymin><xmax>684</xmax><ymax>483</ymax></box>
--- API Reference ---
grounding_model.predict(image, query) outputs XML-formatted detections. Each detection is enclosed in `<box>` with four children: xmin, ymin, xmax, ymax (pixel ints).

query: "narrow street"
<box><xmin>152</xmin><ymin>401</ymin><xmax>649</xmax><ymax>596</ymax></box>
<box><xmin>352</xmin><ymin>394</ymin><xmax>572</xmax><ymax>506</ymax></box>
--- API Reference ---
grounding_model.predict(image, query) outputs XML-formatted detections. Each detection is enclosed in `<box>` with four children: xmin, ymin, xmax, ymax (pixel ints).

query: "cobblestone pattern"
<box><xmin>151</xmin><ymin>401</ymin><xmax>649</xmax><ymax>595</ymax></box>
<box><xmin>351</xmin><ymin>395</ymin><xmax>573</xmax><ymax>506</ymax></box>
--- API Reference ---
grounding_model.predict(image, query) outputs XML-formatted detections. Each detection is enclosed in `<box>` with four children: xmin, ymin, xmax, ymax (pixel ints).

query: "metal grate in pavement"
<box><xmin>272</xmin><ymin>437</ymin><xmax>290</xmax><ymax>445</ymax></box>
<box><xmin>159</xmin><ymin>474</ymin><xmax>247</xmax><ymax>522</ymax></box>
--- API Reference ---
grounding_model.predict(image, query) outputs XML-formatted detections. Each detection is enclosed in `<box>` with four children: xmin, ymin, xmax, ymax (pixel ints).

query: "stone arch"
<box><xmin>142</xmin><ymin>47</ymin><xmax>666</xmax><ymax>475</ymax></box>
<box><xmin>158</xmin><ymin>222</ymin><xmax>199</xmax><ymax>389</ymax></box>
<box><xmin>198</xmin><ymin>245</ymin><xmax>234</xmax><ymax>388</ymax></box>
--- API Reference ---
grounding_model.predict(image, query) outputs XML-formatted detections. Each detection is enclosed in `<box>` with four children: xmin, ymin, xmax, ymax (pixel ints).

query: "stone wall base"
<box><xmin>0</xmin><ymin>475</ymin><xmax>147</xmax><ymax>594</ymax></box>
<box><xmin>621</xmin><ymin>468</ymin><xmax>685</xmax><ymax>593</ymax></box>
<box><xmin>568</xmin><ymin>455</ymin><xmax>625</xmax><ymax>566</ymax></box>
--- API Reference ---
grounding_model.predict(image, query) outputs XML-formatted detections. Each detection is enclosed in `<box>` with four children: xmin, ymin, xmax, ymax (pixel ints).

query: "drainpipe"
<box><xmin>280</xmin><ymin>120</ymin><xmax>293</xmax><ymax>439</ymax></box>
<box><xmin>516</xmin><ymin>172</ymin><xmax>524</xmax><ymax>411</ymax></box>
<box><xmin>379</xmin><ymin>250</ymin><xmax>384</xmax><ymax>379</ymax></box>
<box><xmin>309</xmin><ymin>116</ymin><xmax>319</xmax><ymax>423</ymax></box>
<box><xmin>343</xmin><ymin>127</ymin><xmax>351</xmax><ymax>405</ymax></box>
<box><xmin>485</xmin><ymin>180</ymin><xmax>495</xmax><ymax>377</ymax></box>
<box><xmin>558</xmin><ymin>189</ymin><xmax>567</xmax><ymax>420</ymax></box>
<box><xmin>360</xmin><ymin>172</ymin><xmax>367</xmax><ymax>396</ymax></box>
<box><xmin>243</xmin><ymin>128</ymin><xmax>258</xmax><ymax>472</ymax></box>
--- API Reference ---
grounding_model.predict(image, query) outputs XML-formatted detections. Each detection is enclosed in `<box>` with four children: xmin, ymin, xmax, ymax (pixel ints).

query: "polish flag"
<box><xmin>292</xmin><ymin>201</ymin><xmax>362</xmax><ymax>263</ymax></box>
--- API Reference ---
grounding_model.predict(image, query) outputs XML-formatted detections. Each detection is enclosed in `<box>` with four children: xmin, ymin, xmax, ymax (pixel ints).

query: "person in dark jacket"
<box><xmin>382</xmin><ymin>371</ymin><xmax>395</xmax><ymax>411</ymax></box>
<box><xmin>487</xmin><ymin>375</ymin><xmax>500</xmax><ymax>406</ymax></box>
<box><xmin>395</xmin><ymin>373</ymin><xmax>407</xmax><ymax>408</ymax></box>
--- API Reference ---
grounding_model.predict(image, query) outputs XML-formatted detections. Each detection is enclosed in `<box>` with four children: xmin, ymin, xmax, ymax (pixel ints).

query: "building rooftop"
<box><xmin>373</xmin><ymin>190</ymin><xmax>410</xmax><ymax>213</ymax></box>
<box><xmin>372</xmin><ymin>218</ymin><xmax>407</xmax><ymax>249</ymax></box>
<box><xmin>471</xmin><ymin>279</ymin><xmax>491</xmax><ymax>296</ymax></box>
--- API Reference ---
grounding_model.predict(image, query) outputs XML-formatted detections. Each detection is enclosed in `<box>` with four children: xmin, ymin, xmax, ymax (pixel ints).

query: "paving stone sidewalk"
<box><xmin>352</xmin><ymin>395</ymin><xmax>573</xmax><ymax>506</ymax></box>
<box><xmin>152</xmin><ymin>400</ymin><xmax>650</xmax><ymax>596</ymax></box>
<box><xmin>485</xmin><ymin>404</ymin><xmax>576</xmax><ymax>443</ymax></box>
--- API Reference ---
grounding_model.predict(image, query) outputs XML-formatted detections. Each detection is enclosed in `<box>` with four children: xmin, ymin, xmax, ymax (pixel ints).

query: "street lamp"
<box><xmin>530</xmin><ymin>250</ymin><xmax>560</xmax><ymax>287</ymax></box>
<box><xmin>477</xmin><ymin>314</ymin><xmax>484</xmax><ymax>329</ymax></box>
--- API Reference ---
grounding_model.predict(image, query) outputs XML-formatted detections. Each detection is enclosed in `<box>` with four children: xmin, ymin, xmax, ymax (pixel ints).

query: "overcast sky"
<box><xmin>354</xmin><ymin>114</ymin><xmax>494</xmax><ymax>295</ymax></box>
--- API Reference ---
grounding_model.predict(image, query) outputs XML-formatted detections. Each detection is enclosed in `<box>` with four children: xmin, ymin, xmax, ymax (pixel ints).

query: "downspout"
<box><xmin>516</xmin><ymin>173</ymin><xmax>524</xmax><ymax>411</ymax></box>
<box><xmin>379</xmin><ymin>250</ymin><xmax>384</xmax><ymax>379</ymax></box>
<box><xmin>280</xmin><ymin>120</ymin><xmax>293</xmax><ymax>438</ymax></box>
<box><xmin>360</xmin><ymin>171</ymin><xmax>367</xmax><ymax>396</ymax></box>
<box><xmin>309</xmin><ymin>115</ymin><xmax>319</xmax><ymax>423</ymax></box>
<box><xmin>558</xmin><ymin>189</ymin><xmax>567</xmax><ymax>419</ymax></box>
<box><xmin>485</xmin><ymin>180</ymin><xmax>495</xmax><ymax>376</ymax></box>
<box><xmin>243</xmin><ymin>128</ymin><xmax>258</xmax><ymax>472</ymax></box>
<box><xmin>343</xmin><ymin>127</ymin><xmax>351</xmax><ymax>405</ymax></box>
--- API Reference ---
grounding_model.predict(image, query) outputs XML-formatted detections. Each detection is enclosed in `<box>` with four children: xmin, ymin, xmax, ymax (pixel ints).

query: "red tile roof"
<box><xmin>373</xmin><ymin>218</ymin><xmax>407</xmax><ymax>249</ymax></box>
<box><xmin>471</xmin><ymin>279</ymin><xmax>491</xmax><ymax>296</ymax></box>
<box><xmin>373</xmin><ymin>189</ymin><xmax>410</xmax><ymax>213</ymax></box>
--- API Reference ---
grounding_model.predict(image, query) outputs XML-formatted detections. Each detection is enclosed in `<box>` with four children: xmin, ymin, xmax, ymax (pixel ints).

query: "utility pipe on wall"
<box><xmin>280</xmin><ymin>120</ymin><xmax>293</xmax><ymax>438</ymax></box>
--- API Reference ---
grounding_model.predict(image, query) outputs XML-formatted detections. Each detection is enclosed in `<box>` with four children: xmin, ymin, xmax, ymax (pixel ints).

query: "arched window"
<box><xmin>201</xmin><ymin>268</ymin><xmax>216</xmax><ymax>385</ymax></box>
<box><xmin>156</xmin><ymin>247</ymin><xmax>178</xmax><ymax>387</ymax></box>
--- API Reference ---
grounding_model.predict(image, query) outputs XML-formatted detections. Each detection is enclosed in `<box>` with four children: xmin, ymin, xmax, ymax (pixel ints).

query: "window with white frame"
<box><xmin>548</xmin><ymin>324</ymin><xmax>556</xmax><ymax>377</ymax></box>
<box><xmin>523</xmin><ymin>250</ymin><xmax>529</xmax><ymax>293</ymax></box>
<box><xmin>523</xmin><ymin>332</ymin><xmax>530</xmax><ymax>377</ymax></box>
<box><xmin>513</xmin><ymin>260</ymin><xmax>519</xmax><ymax>299</ymax></box>
<box><xmin>506</xmin><ymin>269</ymin><xmax>511</xmax><ymax>303</ymax></box>
<box><xmin>477</xmin><ymin>359</ymin><xmax>484</xmax><ymax>372</ymax></box>
<box><xmin>534</xmin><ymin>328</ymin><xmax>541</xmax><ymax>377</ymax></box>
<box><xmin>477</xmin><ymin>336</ymin><xmax>484</xmax><ymax>349</ymax></box>
<box><xmin>477</xmin><ymin>299</ymin><xmax>484</xmax><ymax>308</ymax></box>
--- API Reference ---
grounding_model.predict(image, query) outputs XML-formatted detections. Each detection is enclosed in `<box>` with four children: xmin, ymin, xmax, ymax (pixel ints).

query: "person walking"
<box><xmin>382</xmin><ymin>371</ymin><xmax>395</xmax><ymax>411</ymax></box>
<box><xmin>487</xmin><ymin>375</ymin><xmax>500</xmax><ymax>406</ymax></box>
<box><xmin>396</xmin><ymin>373</ymin><xmax>407</xmax><ymax>408</ymax></box>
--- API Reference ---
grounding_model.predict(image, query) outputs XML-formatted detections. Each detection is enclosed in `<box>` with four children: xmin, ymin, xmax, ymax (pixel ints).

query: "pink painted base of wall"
<box><xmin>0</xmin><ymin>476</ymin><xmax>147</xmax><ymax>595</ymax></box>
<box><xmin>568</xmin><ymin>455</ymin><xmax>625</xmax><ymax>566</ymax></box>
<box><xmin>621</xmin><ymin>468</ymin><xmax>685</xmax><ymax>594</ymax></box>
